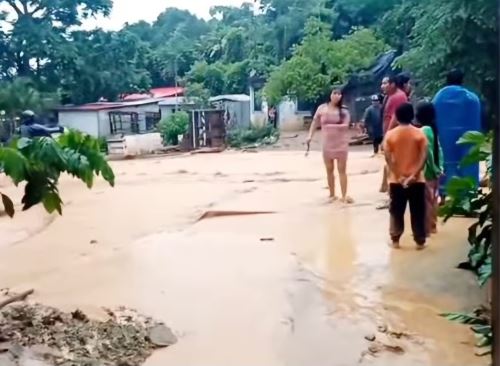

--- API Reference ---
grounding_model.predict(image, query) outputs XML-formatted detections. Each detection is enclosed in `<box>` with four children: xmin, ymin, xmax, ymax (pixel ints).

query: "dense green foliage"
<box><xmin>0</xmin><ymin>0</ymin><xmax>495</xmax><ymax>117</ymax></box>
<box><xmin>439</xmin><ymin>131</ymin><xmax>493</xmax><ymax>352</ymax></box>
<box><xmin>440</xmin><ymin>131</ymin><xmax>492</xmax><ymax>286</ymax></box>
<box><xmin>158</xmin><ymin>111</ymin><xmax>189</xmax><ymax>146</ymax></box>
<box><xmin>264</xmin><ymin>19</ymin><xmax>387</xmax><ymax>105</ymax></box>
<box><xmin>0</xmin><ymin>130</ymin><xmax>115</xmax><ymax>217</ymax></box>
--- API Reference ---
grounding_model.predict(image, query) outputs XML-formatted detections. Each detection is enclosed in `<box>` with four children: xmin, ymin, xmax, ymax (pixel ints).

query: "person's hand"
<box><xmin>402</xmin><ymin>175</ymin><xmax>416</xmax><ymax>188</ymax></box>
<box><xmin>305</xmin><ymin>136</ymin><xmax>312</xmax><ymax>145</ymax></box>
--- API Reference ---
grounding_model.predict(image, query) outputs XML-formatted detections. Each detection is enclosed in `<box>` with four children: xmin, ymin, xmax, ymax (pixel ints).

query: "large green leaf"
<box><xmin>42</xmin><ymin>191</ymin><xmax>63</xmax><ymax>215</ymax></box>
<box><xmin>0</xmin><ymin>147</ymin><xmax>28</xmax><ymax>184</ymax></box>
<box><xmin>441</xmin><ymin>312</ymin><xmax>487</xmax><ymax>325</ymax></box>
<box><xmin>457</xmin><ymin>131</ymin><xmax>487</xmax><ymax>146</ymax></box>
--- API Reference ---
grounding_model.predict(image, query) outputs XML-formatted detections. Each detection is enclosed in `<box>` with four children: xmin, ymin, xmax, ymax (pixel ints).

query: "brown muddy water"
<box><xmin>0</xmin><ymin>149</ymin><xmax>488</xmax><ymax>366</ymax></box>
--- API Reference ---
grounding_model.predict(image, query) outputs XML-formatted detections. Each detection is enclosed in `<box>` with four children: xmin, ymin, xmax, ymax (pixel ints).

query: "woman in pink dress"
<box><xmin>306</xmin><ymin>88</ymin><xmax>353</xmax><ymax>203</ymax></box>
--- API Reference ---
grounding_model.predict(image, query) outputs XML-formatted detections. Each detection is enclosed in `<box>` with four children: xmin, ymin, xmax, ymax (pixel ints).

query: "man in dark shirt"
<box><xmin>363</xmin><ymin>95</ymin><xmax>383</xmax><ymax>156</ymax></box>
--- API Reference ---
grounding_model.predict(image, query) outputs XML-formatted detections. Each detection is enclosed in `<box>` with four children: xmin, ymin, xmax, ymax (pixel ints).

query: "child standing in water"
<box><xmin>307</xmin><ymin>87</ymin><xmax>353</xmax><ymax>204</ymax></box>
<box><xmin>415</xmin><ymin>101</ymin><xmax>444</xmax><ymax>236</ymax></box>
<box><xmin>384</xmin><ymin>103</ymin><xmax>428</xmax><ymax>249</ymax></box>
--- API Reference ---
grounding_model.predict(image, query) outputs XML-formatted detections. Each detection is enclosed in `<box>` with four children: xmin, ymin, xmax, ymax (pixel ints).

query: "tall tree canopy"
<box><xmin>0</xmin><ymin>0</ymin><xmax>494</xmax><ymax>120</ymax></box>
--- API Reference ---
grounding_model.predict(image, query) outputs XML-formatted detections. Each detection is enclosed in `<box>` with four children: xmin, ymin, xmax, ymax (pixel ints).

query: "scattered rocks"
<box><xmin>377</xmin><ymin>324</ymin><xmax>388</xmax><ymax>333</ymax></box>
<box><xmin>0</xmin><ymin>304</ymin><xmax>176</xmax><ymax>366</ymax></box>
<box><xmin>89</xmin><ymin>240</ymin><xmax>98</xmax><ymax>245</ymax></box>
<box><xmin>148</xmin><ymin>325</ymin><xmax>178</xmax><ymax>347</ymax></box>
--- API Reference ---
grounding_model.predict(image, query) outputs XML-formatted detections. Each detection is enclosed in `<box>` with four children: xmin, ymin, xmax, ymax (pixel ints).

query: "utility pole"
<box><xmin>492</xmin><ymin>1</ymin><xmax>500</xmax><ymax>364</ymax></box>
<box><xmin>174</xmin><ymin>56</ymin><xmax>179</xmax><ymax>112</ymax></box>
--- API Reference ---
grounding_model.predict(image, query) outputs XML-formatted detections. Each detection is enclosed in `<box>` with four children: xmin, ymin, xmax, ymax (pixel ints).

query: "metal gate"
<box><xmin>187</xmin><ymin>109</ymin><xmax>225</xmax><ymax>150</ymax></box>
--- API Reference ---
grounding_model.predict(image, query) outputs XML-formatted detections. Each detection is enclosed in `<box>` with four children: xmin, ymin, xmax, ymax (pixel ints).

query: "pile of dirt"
<box><xmin>0</xmin><ymin>302</ymin><xmax>177</xmax><ymax>366</ymax></box>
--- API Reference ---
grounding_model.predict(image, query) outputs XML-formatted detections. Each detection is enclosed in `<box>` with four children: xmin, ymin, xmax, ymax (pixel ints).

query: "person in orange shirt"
<box><xmin>384</xmin><ymin>103</ymin><xmax>428</xmax><ymax>250</ymax></box>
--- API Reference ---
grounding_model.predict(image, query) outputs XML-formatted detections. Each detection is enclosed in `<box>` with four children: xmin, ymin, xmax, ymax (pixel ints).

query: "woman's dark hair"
<box><xmin>416</xmin><ymin>101</ymin><xmax>440</xmax><ymax>167</ymax></box>
<box><xmin>332</xmin><ymin>87</ymin><xmax>348</xmax><ymax>124</ymax></box>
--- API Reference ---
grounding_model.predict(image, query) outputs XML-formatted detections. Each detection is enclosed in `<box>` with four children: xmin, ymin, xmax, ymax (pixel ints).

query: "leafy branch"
<box><xmin>0</xmin><ymin>129</ymin><xmax>114</xmax><ymax>217</ymax></box>
<box><xmin>438</xmin><ymin>130</ymin><xmax>492</xmax><ymax>352</ymax></box>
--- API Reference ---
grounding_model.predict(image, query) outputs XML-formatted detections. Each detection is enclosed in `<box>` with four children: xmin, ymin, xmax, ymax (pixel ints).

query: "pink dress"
<box><xmin>320</xmin><ymin>108</ymin><xmax>350</xmax><ymax>160</ymax></box>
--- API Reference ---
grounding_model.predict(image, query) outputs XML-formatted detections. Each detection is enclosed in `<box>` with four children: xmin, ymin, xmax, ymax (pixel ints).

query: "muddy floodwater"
<box><xmin>0</xmin><ymin>147</ymin><xmax>488</xmax><ymax>366</ymax></box>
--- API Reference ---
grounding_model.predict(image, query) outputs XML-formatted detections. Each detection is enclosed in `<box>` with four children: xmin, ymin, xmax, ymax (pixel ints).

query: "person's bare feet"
<box><xmin>389</xmin><ymin>240</ymin><xmax>400</xmax><ymax>249</ymax></box>
<box><xmin>328</xmin><ymin>196</ymin><xmax>339</xmax><ymax>203</ymax></box>
<box><xmin>416</xmin><ymin>244</ymin><xmax>427</xmax><ymax>251</ymax></box>
<box><xmin>341</xmin><ymin>196</ymin><xmax>354</xmax><ymax>204</ymax></box>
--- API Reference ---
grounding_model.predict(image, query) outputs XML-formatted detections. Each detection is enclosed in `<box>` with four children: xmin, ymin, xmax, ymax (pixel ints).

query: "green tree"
<box><xmin>264</xmin><ymin>18</ymin><xmax>387</xmax><ymax>105</ymax></box>
<box><xmin>62</xmin><ymin>29</ymin><xmax>151</xmax><ymax>104</ymax></box>
<box><xmin>387</xmin><ymin>0</ymin><xmax>496</xmax><ymax>121</ymax></box>
<box><xmin>0</xmin><ymin>0</ymin><xmax>112</xmax><ymax>78</ymax></box>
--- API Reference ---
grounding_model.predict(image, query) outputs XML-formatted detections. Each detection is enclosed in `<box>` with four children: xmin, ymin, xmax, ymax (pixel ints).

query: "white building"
<box><xmin>57</xmin><ymin>98</ymin><xmax>164</xmax><ymax>138</ymax></box>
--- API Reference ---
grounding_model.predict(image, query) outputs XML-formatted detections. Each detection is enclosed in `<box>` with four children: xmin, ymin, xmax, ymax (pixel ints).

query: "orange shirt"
<box><xmin>384</xmin><ymin>125</ymin><xmax>428</xmax><ymax>183</ymax></box>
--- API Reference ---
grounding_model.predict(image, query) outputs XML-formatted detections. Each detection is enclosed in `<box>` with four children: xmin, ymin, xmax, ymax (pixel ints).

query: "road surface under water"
<box><xmin>0</xmin><ymin>148</ymin><xmax>488</xmax><ymax>366</ymax></box>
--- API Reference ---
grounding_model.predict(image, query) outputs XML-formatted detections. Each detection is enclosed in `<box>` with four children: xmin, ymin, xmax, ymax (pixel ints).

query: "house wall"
<box><xmin>99</xmin><ymin>103</ymin><xmax>162</xmax><ymax>136</ymax></box>
<box><xmin>251</xmin><ymin>99</ymin><xmax>268</xmax><ymax>128</ymax></box>
<box><xmin>58</xmin><ymin>111</ymin><xmax>100</xmax><ymax>137</ymax></box>
<box><xmin>278</xmin><ymin>99</ymin><xmax>305</xmax><ymax>131</ymax></box>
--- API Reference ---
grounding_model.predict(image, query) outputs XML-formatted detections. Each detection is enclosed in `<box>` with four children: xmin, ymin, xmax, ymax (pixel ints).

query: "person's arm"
<box><xmin>387</xmin><ymin>114</ymin><xmax>398</xmax><ymax>131</ymax></box>
<box><xmin>307</xmin><ymin>105</ymin><xmax>323</xmax><ymax>142</ymax></box>
<box><xmin>404</xmin><ymin>135</ymin><xmax>428</xmax><ymax>185</ymax></box>
<box><xmin>341</xmin><ymin>108</ymin><xmax>351</xmax><ymax>127</ymax></box>
<box><xmin>383</xmin><ymin>135</ymin><xmax>396</xmax><ymax>176</ymax></box>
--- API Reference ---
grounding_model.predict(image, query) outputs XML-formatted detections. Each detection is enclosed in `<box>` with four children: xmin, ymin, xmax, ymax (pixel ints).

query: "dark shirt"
<box><xmin>363</xmin><ymin>105</ymin><xmax>383</xmax><ymax>138</ymax></box>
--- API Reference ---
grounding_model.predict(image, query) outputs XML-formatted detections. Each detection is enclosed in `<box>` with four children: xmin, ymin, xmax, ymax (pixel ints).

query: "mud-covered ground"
<box><xmin>0</xmin><ymin>137</ymin><xmax>488</xmax><ymax>366</ymax></box>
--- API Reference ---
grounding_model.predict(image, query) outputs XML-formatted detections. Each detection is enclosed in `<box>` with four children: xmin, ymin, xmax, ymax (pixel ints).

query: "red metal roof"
<box><xmin>123</xmin><ymin>87</ymin><xmax>184</xmax><ymax>101</ymax></box>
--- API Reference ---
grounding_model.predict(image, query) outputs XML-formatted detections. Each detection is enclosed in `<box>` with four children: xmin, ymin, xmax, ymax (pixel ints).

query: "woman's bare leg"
<box><xmin>337</xmin><ymin>156</ymin><xmax>353</xmax><ymax>203</ymax></box>
<box><xmin>324</xmin><ymin>158</ymin><xmax>337</xmax><ymax>200</ymax></box>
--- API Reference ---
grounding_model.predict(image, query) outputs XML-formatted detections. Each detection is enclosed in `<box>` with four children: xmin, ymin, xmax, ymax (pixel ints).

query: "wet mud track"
<box><xmin>0</xmin><ymin>150</ymin><xmax>488</xmax><ymax>366</ymax></box>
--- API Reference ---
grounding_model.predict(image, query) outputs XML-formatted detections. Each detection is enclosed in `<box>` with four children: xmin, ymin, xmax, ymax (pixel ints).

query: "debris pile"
<box><xmin>0</xmin><ymin>301</ymin><xmax>177</xmax><ymax>366</ymax></box>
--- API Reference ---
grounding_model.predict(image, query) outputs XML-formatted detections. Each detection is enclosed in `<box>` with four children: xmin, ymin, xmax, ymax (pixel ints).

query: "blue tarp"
<box><xmin>433</xmin><ymin>85</ymin><xmax>481</xmax><ymax>194</ymax></box>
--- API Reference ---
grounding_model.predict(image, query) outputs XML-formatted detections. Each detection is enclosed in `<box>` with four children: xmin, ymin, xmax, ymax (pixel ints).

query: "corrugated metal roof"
<box><xmin>58</xmin><ymin>98</ymin><xmax>165</xmax><ymax>112</ymax></box>
<box><xmin>123</xmin><ymin>87</ymin><xmax>184</xmax><ymax>101</ymax></box>
<box><xmin>210</xmin><ymin>94</ymin><xmax>250</xmax><ymax>103</ymax></box>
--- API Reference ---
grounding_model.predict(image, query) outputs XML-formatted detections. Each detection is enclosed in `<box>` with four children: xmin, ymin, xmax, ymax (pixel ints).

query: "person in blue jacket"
<box><xmin>432</xmin><ymin>69</ymin><xmax>481</xmax><ymax>200</ymax></box>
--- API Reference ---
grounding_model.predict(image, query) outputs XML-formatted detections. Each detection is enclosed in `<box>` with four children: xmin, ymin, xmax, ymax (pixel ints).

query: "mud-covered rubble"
<box><xmin>0</xmin><ymin>303</ymin><xmax>177</xmax><ymax>366</ymax></box>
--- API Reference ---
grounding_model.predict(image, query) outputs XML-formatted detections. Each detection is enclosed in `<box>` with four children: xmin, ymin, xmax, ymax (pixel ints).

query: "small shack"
<box><xmin>57</xmin><ymin>98</ymin><xmax>164</xmax><ymax>138</ymax></box>
<box><xmin>209</xmin><ymin>94</ymin><xmax>251</xmax><ymax>129</ymax></box>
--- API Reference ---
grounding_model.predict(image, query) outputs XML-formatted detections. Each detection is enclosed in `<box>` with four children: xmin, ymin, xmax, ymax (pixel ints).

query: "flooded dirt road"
<box><xmin>0</xmin><ymin>148</ymin><xmax>488</xmax><ymax>366</ymax></box>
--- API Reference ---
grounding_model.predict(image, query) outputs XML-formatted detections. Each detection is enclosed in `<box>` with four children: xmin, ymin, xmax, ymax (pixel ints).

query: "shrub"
<box><xmin>439</xmin><ymin>130</ymin><xmax>492</xmax><ymax>354</ymax></box>
<box><xmin>226</xmin><ymin>125</ymin><xmax>279</xmax><ymax>148</ymax></box>
<box><xmin>158</xmin><ymin>111</ymin><xmax>189</xmax><ymax>146</ymax></box>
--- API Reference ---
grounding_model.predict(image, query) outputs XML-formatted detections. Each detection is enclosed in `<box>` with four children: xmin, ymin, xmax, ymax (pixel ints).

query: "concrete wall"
<box><xmin>251</xmin><ymin>99</ymin><xmax>268</xmax><ymax>128</ymax></box>
<box><xmin>278</xmin><ymin>99</ymin><xmax>305</xmax><ymax>132</ymax></box>
<box><xmin>58</xmin><ymin>111</ymin><xmax>100</xmax><ymax>137</ymax></box>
